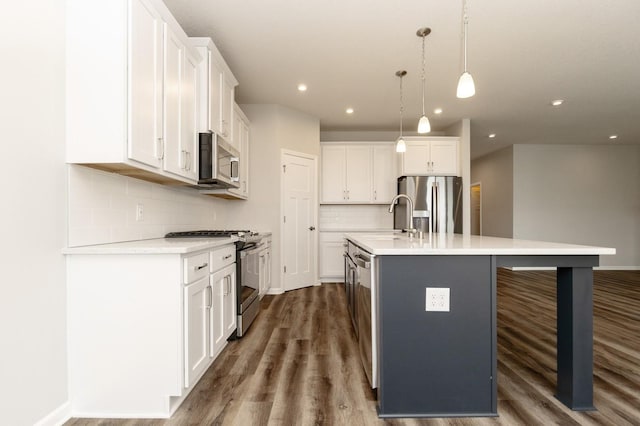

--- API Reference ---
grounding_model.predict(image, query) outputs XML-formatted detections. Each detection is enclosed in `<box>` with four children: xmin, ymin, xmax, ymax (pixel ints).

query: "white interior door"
<box><xmin>282</xmin><ymin>151</ymin><xmax>317</xmax><ymax>292</ymax></box>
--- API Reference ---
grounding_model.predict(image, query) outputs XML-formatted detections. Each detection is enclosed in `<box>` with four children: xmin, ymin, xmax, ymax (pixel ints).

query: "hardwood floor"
<box><xmin>66</xmin><ymin>269</ymin><xmax>640</xmax><ymax>425</ymax></box>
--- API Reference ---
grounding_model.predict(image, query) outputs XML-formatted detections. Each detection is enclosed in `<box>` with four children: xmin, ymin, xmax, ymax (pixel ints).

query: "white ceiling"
<box><xmin>165</xmin><ymin>0</ymin><xmax>640</xmax><ymax>159</ymax></box>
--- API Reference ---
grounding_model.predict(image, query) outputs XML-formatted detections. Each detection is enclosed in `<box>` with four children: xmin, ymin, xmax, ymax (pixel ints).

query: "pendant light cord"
<box><xmin>400</xmin><ymin>75</ymin><xmax>404</xmax><ymax>137</ymax></box>
<box><xmin>421</xmin><ymin>35</ymin><xmax>426</xmax><ymax>116</ymax></box>
<box><xmin>463</xmin><ymin>0</ymin><xmax>469</xmax><ymax>72</ymax></box>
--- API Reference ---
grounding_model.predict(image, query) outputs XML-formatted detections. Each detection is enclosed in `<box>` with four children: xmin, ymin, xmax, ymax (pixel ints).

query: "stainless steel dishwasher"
<box><xmin>344</xmin><ymin>241</ymin><xmax>359</xmax><ymax>336</ymax></box>
<box><xmin>355</xmin><ymin>247</ymin><xmax>377</xmax><ymax>389</ymax></box>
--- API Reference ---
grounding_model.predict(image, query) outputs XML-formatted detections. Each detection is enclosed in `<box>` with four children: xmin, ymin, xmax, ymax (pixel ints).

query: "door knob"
<box><xmin>309</xmin><ymin>226</ymin><xmax>316</xmax><ymax>231</ymax></box>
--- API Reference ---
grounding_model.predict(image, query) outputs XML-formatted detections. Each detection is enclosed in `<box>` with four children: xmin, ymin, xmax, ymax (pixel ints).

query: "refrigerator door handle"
<box><xmin>433</xmin><ymin>182</ymin><xmax>439</xmax><ymax>232</ymax></box>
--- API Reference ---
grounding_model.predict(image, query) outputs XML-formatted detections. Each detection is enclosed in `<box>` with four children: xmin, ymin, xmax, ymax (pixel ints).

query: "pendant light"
<box><xmin>416</xmin><ymin>27</ymin><xmax>431</xmax><ymax>134</ymax></box>
<box><xmin>456</xmin><ymin>0</ymin><xmax>476</xmax><ymax>98</ymax></box>
<box><xmin>395</xmin><ymin>70</ymin><xmax>407</xmax><ymax>153</ymax></box>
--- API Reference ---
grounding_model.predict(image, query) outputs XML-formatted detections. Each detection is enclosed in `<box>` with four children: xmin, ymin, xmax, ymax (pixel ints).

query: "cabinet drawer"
<box><xmin>211</xmin><ymin>245</ymin><xmax>236</xmax><ymax>271</ymax></box>
<box><xmin>183</xmin><ymin>252</ymin><xmax>210</xmax><ymax>284</ymax></box>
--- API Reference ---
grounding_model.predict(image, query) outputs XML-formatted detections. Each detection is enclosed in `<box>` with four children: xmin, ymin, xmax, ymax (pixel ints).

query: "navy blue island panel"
<box><xmin>376</xmin><ymin>255</ymin><xmax>497</xmax><ymax>418</ymax></box>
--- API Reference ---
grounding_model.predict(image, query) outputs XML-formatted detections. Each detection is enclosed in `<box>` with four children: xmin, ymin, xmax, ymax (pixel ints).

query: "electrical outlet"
<box><xmin>425</xmin><ymin>287</ymin><xmax>450</xmax><ymax>312</ymax></box>
<box><xmin>136</xmin><ymin>203</ymin><xmax>144</xmax><ymax>222</ymax></box>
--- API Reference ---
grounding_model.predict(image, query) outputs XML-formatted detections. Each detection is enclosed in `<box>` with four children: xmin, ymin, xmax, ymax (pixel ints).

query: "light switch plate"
<box><xmin>425</xmin><ymin>287</ymin><xmax>450</xmax><ymax>312</ymax></box>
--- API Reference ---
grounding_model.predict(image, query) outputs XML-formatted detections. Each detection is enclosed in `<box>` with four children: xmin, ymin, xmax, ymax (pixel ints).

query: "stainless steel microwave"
<box><xmin>198</xmin><ymin>132</ymin><xmax>240</xmax><ymax>189</ymax></box>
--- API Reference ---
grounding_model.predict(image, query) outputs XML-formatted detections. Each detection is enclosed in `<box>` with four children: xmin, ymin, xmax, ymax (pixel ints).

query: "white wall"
<box><xmin>67</xmin><ymin>166</ymin><xmax>228</xmax><ymax>246</ymax></box>
<box><xmin>226</xmin><ymin>105</ymin><xmax>320</xmax><ymax>292</ymax></box>
<box><xmin>0</xmin><ymin>2</ymin><xmax>69</xmax><ymax>424</ymax></box>
<box><xmin>470</xmin><ymin>146</ymin><xmax>515</xmax><ymax>238</ymax></box>
<box><xmin>513</xmin><ymin>144</ymin><xmax>640</xmax><ymax>268</ymax></box>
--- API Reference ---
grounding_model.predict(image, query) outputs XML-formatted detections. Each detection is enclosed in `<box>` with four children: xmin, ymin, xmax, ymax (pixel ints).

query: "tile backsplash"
<box><xmin>319</xmin><ymin>205</ymin><xmax>394</xmax><ymax>230</ymax></box>
<box><xmin>68</xmin><ymin>165</ymin><xmax>226</xmax><ymax>246</ymax></box>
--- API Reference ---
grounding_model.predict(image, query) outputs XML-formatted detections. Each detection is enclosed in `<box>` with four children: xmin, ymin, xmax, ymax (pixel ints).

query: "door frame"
<box><xmin>470</xmin><ymin>182</ymin><xmax>482</xmax><ymax>236</ymax></box>
<box><xmin>280</xmin><ymin>149</ymin><xmax>319</xmax><ymax>291</ymax></box>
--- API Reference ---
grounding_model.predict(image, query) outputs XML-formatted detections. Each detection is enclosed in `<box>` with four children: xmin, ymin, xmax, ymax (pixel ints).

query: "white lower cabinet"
<box><xmin>319</xmin><ymin>232</ymin><xmax>347</xmax><ymax>282</ymax></box>
<box><xmin>184</xmin><ymin>275</ymin><xmax>211</xmax><ymax>388</ymax></box>
<box><xmin>258</xmin><ymin>237</ymin><xmax>272</xmax><ymax>297</ymax></box>
<box><xmin>67</xmin><ymin>241</ymin><xmax>236</xmax><ymax>418</ymax></box>
<box><xmin>211</xmin><ymin>263</ymin><xmax>237</xmax><ymax>358</ymax></box>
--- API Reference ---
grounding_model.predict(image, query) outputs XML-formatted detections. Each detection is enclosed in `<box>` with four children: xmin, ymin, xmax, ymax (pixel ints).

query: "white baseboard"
<box><xmin>34</xmin><ymin>401</ymin><xmax>71</xmax><ymax>426</ymax></box>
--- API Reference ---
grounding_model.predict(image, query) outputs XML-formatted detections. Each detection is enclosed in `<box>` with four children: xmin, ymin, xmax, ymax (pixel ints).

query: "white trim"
<box><xmin>34</xmin><ymin>401</ymin><xmax>71</xmax><ymax>426</ymax></box>
<box><xmin>470</xmin><ymin>181</ymin><xmax>482</xmax><ymax>236</ymax></box>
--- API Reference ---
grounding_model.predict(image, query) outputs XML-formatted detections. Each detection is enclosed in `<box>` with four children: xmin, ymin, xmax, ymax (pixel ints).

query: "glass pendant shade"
<box><xmin>417</xmin><ymin>115</ymin><xmax>431</xmax><ymax>134</ymax></box>
<box><xmin>456</xmin><ymin>71</ymin><xmax>475</xmax><ymax>98</ymax></box>
<box><xmin>396</xmin><ymin>137</ymin><xmax>406</xmax><ymax>153</ymax></box>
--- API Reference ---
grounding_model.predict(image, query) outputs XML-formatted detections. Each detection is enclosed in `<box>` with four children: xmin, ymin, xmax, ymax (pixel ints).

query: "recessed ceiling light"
<box><xmin>346</xmin><ymin>108</ymin><xmax>354</xmax><ymax>114</ymax></box>
<box><xmin>551</xmin><ymin>99</ymin><xmax>564</xmax><ymax>106</ymax></box>
<box><xmin>434</xmin><ymin>108</ymin><xmax>443</xmax><ymax>114</ymax></box>
<box><xmin>297</xmin><ymin>84</ymin><xmax>307</xmax><ymax>92</ymax></box>
<box><xmin>609</xmin><ymin>135</ymin><xmax>618</xmax><ymax>140</ymax></box>
<box><xmin>488</xmin><ymin>133</ymin><xmax>496</xmax><ymax>138</ymax></box>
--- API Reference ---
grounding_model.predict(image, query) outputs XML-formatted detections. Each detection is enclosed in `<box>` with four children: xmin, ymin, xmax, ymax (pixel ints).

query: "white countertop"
<box><xmin>63</xmin><ymin>236</ymin><xmax>238</xmax><ymax>255</ymax></box>
<box><xmin>344</xmin><ymin>232</ymin><xmax>616</xmax><ymax>256</ymax></box>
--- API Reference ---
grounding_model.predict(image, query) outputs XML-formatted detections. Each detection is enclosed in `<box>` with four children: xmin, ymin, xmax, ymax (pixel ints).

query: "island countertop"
<box><xmin>344</xmin><ymin>232</ymin><xmax>616</xmax><ymax>256</ymax></box>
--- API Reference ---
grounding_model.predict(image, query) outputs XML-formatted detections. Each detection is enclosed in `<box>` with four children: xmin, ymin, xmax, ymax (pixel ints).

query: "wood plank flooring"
<box><xmin>66</xmin><ymin>269</ymin><xmax>640</xmax><ymax>425</ymax></box>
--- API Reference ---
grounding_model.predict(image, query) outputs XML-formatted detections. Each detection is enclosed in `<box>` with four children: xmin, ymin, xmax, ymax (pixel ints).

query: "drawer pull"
<box><xmin>195</xmin><ymin>263</ymin><xmax>208</xmax><ymax>271</ymax></box>
<box><xmin>223</xmin><ymin>254</ymin><xmax>232</xmax><ymax>260</ymax></box>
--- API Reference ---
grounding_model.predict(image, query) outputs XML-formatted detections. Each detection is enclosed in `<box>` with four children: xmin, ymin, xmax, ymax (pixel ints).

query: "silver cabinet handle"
<box><xmin>309</xmin><ymin>226</ymin><xmax>316</xmax><ymax>231</ymax></box>
<box><xmin>223</xmin><ymin>254</ymin><xmax>232</xmax><ymax>260</ymax></box>
<box><xmin>206</xmin><ymin>286</ymin><xmax>212</xmax><ymax>309</ymax></box>
<box><xmin>156</xmin><ymin>137</ymin><xmax>164</xmax><ymax>160</ymax></box>
<box><xmin>195</xmin><ymin>263</ymin><xmax>208</xmax><ymax>271</ymax></box>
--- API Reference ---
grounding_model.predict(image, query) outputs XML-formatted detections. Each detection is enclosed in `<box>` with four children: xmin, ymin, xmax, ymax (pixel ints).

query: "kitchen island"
<box><xmin>344</xmin><ymin>232</ymin><xmax>615</xmax><ymax>419</ymax></box>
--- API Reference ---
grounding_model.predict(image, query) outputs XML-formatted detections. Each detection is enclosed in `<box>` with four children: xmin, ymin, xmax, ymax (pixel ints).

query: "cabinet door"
<box><xmin>430</xmin><ymin>139</ymin><xmax>459</xmax><ymax>175</ymax></box>
<box><xmin>184</xmin><ymin>276</ymin><xmax>210</xmax><ymax>388</ymax></box>
<box><xmin>229</xmin><ymin>105</ymin><xmax>250</xmax><ymax>198</ymax></box>
<box><xmin>207</xmin><ymin>54</ymin><xmax>223</xmax><ymax>135</ymax></box>
<box><xmin>401</xmin><ymin>140</ymin><xmax>431</xmax><ymax>175</ymax></box>
<box><xmin>222</xmin><ymin>264</ymin><xmax>237</xmax><ymax>338</ymax></box>
<box><xmin>264</xmin><ymin>247</ymin><xmax>271</xmax><ymax>293</ymax></box>
<box><xmin>319</xmin><ymin>239</ymin><xmax>347</xmax><ymax>279</ymax></box>
<box><xmin>210</xmin><ymin>269</ymin><xmax>225</xmax><ymax>357</ymax></box>
<box><xmin>372</xmin><ymin>145</ymin><xmax>396</xmax><ymax>203</ymax></box>
<box><xmin>163</xmin><ymin>26</ymin><xmax>183</xmax><ymax>177</ymax></box>
<box><xmin>220</xmin><ymin>76</ymin><xmax>234</xmax><ymax>141</ymax></box>
<box><xmin>345</xmin><ymin>146</ymin><xmax>372</xmax><ymax>202</ymax></box>
<box><xmin>181</xmin><ymin>49</ymin><xmax>199</xmax><ymax>180</ymax></box>
<box><xmin>321</xmin><ymin>145</ymin><xmax>347</xmax><ymax>202</ymax></box>
<box><xmin>128</xmin><ymin>0</ymin><xmax>163</xmax><ymax>168</ymax></box>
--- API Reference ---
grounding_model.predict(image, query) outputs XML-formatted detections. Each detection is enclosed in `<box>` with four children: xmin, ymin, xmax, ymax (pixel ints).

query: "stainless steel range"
<box><xmin>165</xmin><ymin>229</ymin><xmax>265</xmax><ymax>338</ymax></box>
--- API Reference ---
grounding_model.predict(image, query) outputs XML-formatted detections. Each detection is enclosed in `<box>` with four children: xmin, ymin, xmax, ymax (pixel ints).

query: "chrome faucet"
<box><xmin>389</xmin><ymin>194</ymin><xmax>418</xmax><ymax>236</ymax></box>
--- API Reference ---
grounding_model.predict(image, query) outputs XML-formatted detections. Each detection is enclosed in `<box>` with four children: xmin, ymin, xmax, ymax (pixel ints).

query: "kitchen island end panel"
<box><xmin>376</xmin><ymin>255</ymin><xmax>497</xmax><ymax>418</ymax></box>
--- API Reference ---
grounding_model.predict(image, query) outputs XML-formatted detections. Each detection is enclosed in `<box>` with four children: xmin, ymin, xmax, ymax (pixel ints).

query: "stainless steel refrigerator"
<box><xmin>393</xmin><ymin>176</ymin><xmax>463</xmax><ymax>234</ymax></box>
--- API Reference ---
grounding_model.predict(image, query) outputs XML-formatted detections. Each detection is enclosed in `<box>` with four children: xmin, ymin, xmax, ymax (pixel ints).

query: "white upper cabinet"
<box><xmin>66</xmin><ymin>0</ymin><xmax>202</xmax><ymax>185</ymax></box>
<box><xmin>321</xmin><ymin>143</ymin><xmax>395</xmax><ymax>204</ymax></box>
<box><xmin>163</xmin><ymin>26</ymin><xmax>198</xmax><ymax>180</ymax></box>
<box><xmin>191</xmin><ymin>38</ymin><xmax>238</xmax><ymax>146</ymax></box>
<box><xmin>128</xmin><ymin>0</ymin><xmax>164</xmax><ymax>169</ymax></box>
<box><xmin>397</xmin><ymin>137</ymin><xmax>460</xmax><ymax>176</ymax></box>
<box><xmin>372</xmin><ymin>144</ymin><xmax>396</xmax><ymax>203</ymax></box>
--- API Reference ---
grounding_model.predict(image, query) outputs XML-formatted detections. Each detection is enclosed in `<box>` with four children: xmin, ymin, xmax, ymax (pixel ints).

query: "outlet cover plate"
<box><xmin>425</xmin><ymin>287</ymin><xmax>450</xmax><ymax>312</ymax></box>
